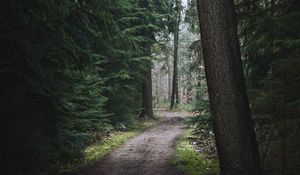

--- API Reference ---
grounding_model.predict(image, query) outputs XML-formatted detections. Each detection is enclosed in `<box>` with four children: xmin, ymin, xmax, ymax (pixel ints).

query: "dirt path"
<box><xmin>86</xmin><ymin>111</ymin><xmax>188</xmax><ymax>175</ymax></box>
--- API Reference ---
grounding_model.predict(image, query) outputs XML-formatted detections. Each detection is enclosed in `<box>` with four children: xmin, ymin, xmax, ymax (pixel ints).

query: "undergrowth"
<box><xmin>172</xmin><ymin>129</ymin><xmax>219</xmax><ymax>175</ymax></box>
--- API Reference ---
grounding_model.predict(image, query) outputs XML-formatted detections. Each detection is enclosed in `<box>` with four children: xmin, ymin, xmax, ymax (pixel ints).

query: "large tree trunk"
<box><xmin>139</xmin><ymin>0</ymin><xmax>153</xmax><ymax>117</ymax></box>
<box><xmin>141</xmin><ymin>65</ymin><xmax>153</xmax><ymax>118</ymax></box>
<box><xmin>196</xmin><ymin>0</ymin><xmax>261</xmax><ymax>174</ymax></box>
<box><xmin>170</xmin><ymin>6</ymin><xmax>180</xmax><ymax>110</ymax></box>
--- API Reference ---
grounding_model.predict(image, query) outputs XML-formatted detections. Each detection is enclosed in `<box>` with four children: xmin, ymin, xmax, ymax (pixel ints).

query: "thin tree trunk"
<box><xmin>170</xmin><ymin>5</ymin><xmax>180</xmax><ymax>110</ymax></box>
<box><xmin>187</xmin><ymin>72</ymin><xmax>192</xmax><ymax>102</ymax></box>
<box><xmin>155</xmin><ymin>72</ymin><xmax>159</xmax><ymax>106</ymax></box>
<box><xmin>196</xmin><ymin>55</ymin><xmax>202</xmax><ymax>100</ymax></box>
<box><xmin>167</xmin><ymin>55</ymin><xmax>172</xmax><ymax>101</ymax></box>
<box><xmin>281</xmin><ymin>114</ymin><xmax>287</xmax><ymax>175</ymax></box>
<box><xmin>196</xmin><ymin>0</ymin><xmax>261</xmax><ymax>174</ymax></box>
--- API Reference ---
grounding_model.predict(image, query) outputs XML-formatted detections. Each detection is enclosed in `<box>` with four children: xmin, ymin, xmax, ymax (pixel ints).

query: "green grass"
<box><xmin>62</xmin><ymin>118</ymin><xmax>160</xmax><ymax>174</ymax></box>
<box><xmin>171</xmin><ymin>129</ymin><xmax>219</xmax><ymax>175</ymax></box>
<box><xmin>84</xmin><ymin>119</ymin><xmax>158</xmax><ymax>163</ymax></box>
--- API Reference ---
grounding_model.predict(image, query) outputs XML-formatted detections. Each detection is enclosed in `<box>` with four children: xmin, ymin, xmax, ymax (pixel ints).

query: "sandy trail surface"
<box><xmin>86</xmin><ymin>111</ymin><xmax>188</xmax><ymax>175</ymax></box>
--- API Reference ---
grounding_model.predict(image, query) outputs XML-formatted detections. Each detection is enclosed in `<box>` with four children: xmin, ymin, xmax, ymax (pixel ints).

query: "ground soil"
<box><xmin>86</xmin><ymin>111</ymin><xmax>188</xmax><ymax>175</ymax></box>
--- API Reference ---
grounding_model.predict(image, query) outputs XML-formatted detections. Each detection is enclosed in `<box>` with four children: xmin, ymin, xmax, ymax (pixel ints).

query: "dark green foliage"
<box><xmin>0</xmin><ymin>0</ymin><xmax>174</xmax><ymax>174</ymax></box>
<box><xmin>236</xmin><ymin>0</ymin><xmax>300</xmax><ymax>173</ymax></box>
<box><xmin>187</xmin><ymin>88</ymin><xmax>213</xmax><ymax>142</ymax></box>
<box><xmin>1</xmin><ymin>1</ymin><xmax>111</xmax><ymax>174</ymax></box>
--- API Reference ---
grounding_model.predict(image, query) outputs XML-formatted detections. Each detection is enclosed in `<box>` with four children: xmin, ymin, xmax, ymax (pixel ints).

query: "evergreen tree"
<box><xmin>0</xmin><ymin>0</ymin><xmax>175</xmax><ymax>174</ymax></box>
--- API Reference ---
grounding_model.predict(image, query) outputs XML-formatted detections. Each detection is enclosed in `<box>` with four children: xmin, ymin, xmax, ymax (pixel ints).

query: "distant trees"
<box><xmin>196</xmin><ymin>0</ymin><xmax>261</xmax><ymax>174</ymax></box>
<box><xmin>170</xmin><ymin>0</ymin><xmax>182</xmax><ymax>110</ymax></box>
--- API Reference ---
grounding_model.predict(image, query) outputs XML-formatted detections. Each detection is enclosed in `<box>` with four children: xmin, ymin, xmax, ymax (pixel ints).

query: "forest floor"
<box><xmin>86</xmin><ymin>110</ymin><xmax>188</xmax><ymax>175</ymax></box>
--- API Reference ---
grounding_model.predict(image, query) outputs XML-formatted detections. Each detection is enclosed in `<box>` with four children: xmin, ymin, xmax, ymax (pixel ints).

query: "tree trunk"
<box><xmin>155</xmin><ymin>71</ymin><xmax>159</xmax><ymax>106</ymax></box>
<box><xmin>195</xmin><ymin>50</ymin><xmax>203</xmax><ymax>100</ymax></box>
<box><xmin>170</xmin><ymin>6</ymin><xmax>180</xmax><ymax>110</ymax></box>
<box><xmin>141</xmin><ymin>64</ymin><xmax>153</xmax><ymax>118</ymax></box>
<box><xmin>167</xmin><ymin>55</ymin><xmax>172</xmax><ymax>101</ymax></box>
<box><xmin>196</xmin><ymin>0</ymin><xmax>261</xmax><ymax>174</ymax></box>
<box><xmin>139</xmin><ymin>0</ymin><xmax>153</xmax><ymax>117</ymax></box>
<box><xmin>186</xmin><ymin>73</ymin><xmax>192</xmax><ymax>102</ymax></box>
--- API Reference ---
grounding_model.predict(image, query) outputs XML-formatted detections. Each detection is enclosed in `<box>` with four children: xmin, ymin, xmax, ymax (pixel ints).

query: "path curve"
<box><xmin>86</xmin><ymin>111</ymin><xmax>187</xmax><ymax>175</ymax></box>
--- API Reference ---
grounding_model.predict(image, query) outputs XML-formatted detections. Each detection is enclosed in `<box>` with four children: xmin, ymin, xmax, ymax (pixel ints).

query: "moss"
<box><xmin>62</xmin><ymin>118</ymin><xmax>160</xmax><ymax>174</ymax></box>
<box><xmin>84</xmin><ymin>131</ymin><xmax>136</xmax><ymax>162</ymax></box>
<box><xmin>172</xmin><ymin>129</ymin><xmax>219</xmax><ymax>175</ymax></box>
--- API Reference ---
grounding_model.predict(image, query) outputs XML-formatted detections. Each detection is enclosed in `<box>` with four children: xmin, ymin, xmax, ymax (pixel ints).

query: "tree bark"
<box><xmin>170</xmin><ymin>5</ymin><xmax>181</xmax><ymax>110</ymax></box>
<box><xmin>139</xmin><ymin>0</ymin><xmax>153</xmax><ymax>117</ymax></box>
<box><xmin>196</xmin><ymin>0</ymin><xmax>261</xmax><ymax>174</ymax></box>
<box><xmin>186</xmin><ymin>72</ymin><xmax>192</xmax><ymax>102</ymax></box>
<box><xmin>141</xmin><ymin>64</ymin><xmax>153</xmax><ymax>118</ymax></box>
<box><xmin>167</xmin><ymin>55</ymin><xmax>172</xmax><ymax>101</ymax></box>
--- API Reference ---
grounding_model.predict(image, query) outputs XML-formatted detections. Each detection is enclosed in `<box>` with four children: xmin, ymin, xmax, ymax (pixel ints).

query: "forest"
<box><xmin>1</xmin><ymin>0</ymin><xmax>299</xmax><ymax>175</ymax></box>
